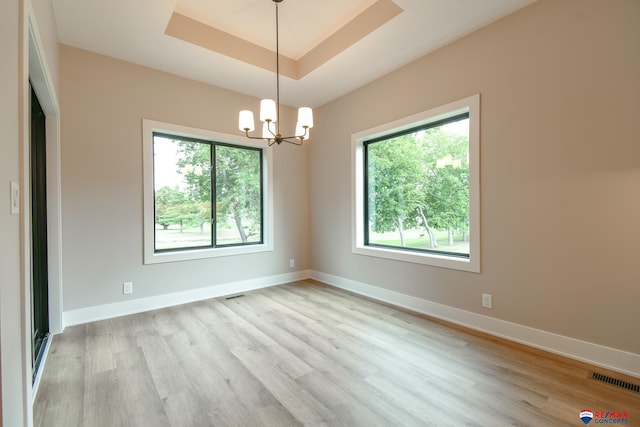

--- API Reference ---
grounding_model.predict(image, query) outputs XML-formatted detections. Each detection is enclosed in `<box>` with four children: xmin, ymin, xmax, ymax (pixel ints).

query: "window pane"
<box><xmin>366</xmin><ymin>117</ymin><xmax>470</xmax><ymax>256</ymax></box>
<box><xmin>215</xmin><ymin>145</ymin><xmax>262</xmax><ymax>245</ymax></box>
<box><xmin>153</xmin><ymin>136</ymin><xmax>212</xmax><ymax>250</ymax></box>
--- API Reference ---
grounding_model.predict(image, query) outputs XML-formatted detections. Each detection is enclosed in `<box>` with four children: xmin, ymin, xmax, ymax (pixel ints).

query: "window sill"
<box><xmin>353</xmin><ymin>244</ymin><xmax>479</xmax><ymax>273</ymax></box>
<box><xmin>144</xmin><ymin>243</ymin><xmax>273</xmax><ymax>265</ymax></box>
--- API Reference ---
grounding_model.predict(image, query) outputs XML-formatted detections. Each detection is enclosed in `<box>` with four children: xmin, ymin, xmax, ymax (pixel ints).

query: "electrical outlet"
<box><xmin>482</xmin><ymin>293</ymin><xmax>493</xmax><ymax>309</ymax></box>
<box><xmin>123</xmin><ymin>281</ymin><xmax>133</xmax><ymax>295</ymax></box>
<box><xmin>289</xmin><ymin>259</ymin><xmax>295</xmax><ymax>268</ymax></box>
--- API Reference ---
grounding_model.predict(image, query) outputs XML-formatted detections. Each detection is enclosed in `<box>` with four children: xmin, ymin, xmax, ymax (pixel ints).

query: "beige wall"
<box><xmin>59</xmin><ymin>45</ymin><xmax>310</xmax><ymax>311</ymax></box>
<box><xmin>311</xmin><ymin>0</ymin><xmax>640</xmax><ymax>355</ymax></box>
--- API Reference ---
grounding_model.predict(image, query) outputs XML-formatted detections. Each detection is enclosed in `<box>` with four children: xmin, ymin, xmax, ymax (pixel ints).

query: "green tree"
<box><xmin>419</xmin><ymin>127</ymin><xmax>469</xmax><ymax>245</ymax></box>
<box><xmin>175</xmin><ymin>140</ymin><xmax>261</xmax><ymax>243</ymax></box>
<box><xmin>367</xmin><ymin>122</ymin><xmax>469</xmax><ymax>249</ymax></box>
<box><xmin>367</xmin><ymin>135</ymin><xmax>424</xmax><ymax>246</ymax></box>
<box><xmin>175</xmin><ymin>141</ymin><xmax>212</xmax><ymax>233</ymax></box>
<box><xmin>155</xmin><ymin>186</ymin><xmax>187</xmax><ymax>230</ymax></box>
<box><xmin>176</xmin><ymin>141</ymin><xmax>211</xmax><ymax>202</ymax></box>
<box><xmin>215</xmin><ymin>145</ymin><xmax>261</xmax><ymax>243</ymax></box>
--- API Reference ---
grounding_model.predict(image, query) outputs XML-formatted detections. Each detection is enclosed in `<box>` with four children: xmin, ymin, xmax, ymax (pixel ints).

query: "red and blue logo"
<box><xmin>579</xmin><ymin>409</ymin><xmax>629</xmax><ymax>424</ymax></box>
<box><xmin>581</xmin><ymin>410</ymin><xmax>594</xmax><ymax>425</ymax></box>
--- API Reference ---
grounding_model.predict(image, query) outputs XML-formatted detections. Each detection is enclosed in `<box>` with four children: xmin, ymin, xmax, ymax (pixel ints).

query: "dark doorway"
<box><xmin>31</xmin><ymin>84</ymin><xmax>50</xmax><ymax>380</ymax></box>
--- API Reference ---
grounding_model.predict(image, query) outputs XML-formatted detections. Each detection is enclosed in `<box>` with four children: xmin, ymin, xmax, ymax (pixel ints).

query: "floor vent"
<box><xmin>224</xmin><ymin>294</ymin><xmax>245</xmax><ymax>300</ymax></box>
<box><xmin>589</xmin><ymin>372</ymin><xmax>640</xmax><ymax>393</ymax></box>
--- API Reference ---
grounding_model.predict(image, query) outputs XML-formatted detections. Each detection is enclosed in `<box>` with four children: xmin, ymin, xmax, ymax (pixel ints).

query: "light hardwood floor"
<box><xmin>34</xmin><ymin>281</ymin><xmax>639</xmax><ymax>426</ymax></box>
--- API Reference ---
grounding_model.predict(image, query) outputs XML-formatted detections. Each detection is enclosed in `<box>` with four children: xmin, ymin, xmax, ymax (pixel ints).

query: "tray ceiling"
<box><xmin>52</xmin><ymin>0</ymin><xmax>537</xmax><ymax>107</ymax></box>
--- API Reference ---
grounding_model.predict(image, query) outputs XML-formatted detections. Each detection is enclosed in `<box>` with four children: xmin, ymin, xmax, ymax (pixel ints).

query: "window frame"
<box><xmin>351</xmin><ymin>94</ymin><xmax>480</xmax><ymax>272</ymax></box>
<box><xmin>363</xmin><ymin>112</ymin><xmax>470</xmax><ymax>258</ymax></box>
<box><xmin>151</xmin><ymin>133</ymin><xmax>264</xmax><ymax>253</ymax></box>
<box><xmin>143</xmin><ymin>119</ymin><xmax>274</xmax><ymax>264</ymax></box>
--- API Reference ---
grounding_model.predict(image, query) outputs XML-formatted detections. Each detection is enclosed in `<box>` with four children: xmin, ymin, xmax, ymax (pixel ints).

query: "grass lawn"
<box><xmin>155</xmin><ymin>225</ymin><xmax>468</xmax><ymax>255</ymax></box>
<box><xmin>371</xmin><ymin>229</ymin><xmax>469</xmax><ymax>255</ymax></box>
<box><xmin>155</xmin><ymin>223</ymin><xmax>259</xmax><ymax>250</ymax></box>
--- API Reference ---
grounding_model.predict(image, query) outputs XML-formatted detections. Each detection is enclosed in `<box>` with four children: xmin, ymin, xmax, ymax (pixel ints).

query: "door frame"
<box><xmin>21</xmin><ymin>0</ymin><xmax>63</xmax><ymax>415</ymax></box>
<box><xmin>30</xmin><ymin>83</ymin><xmax>50</xmax><ymax>378</ymax></box>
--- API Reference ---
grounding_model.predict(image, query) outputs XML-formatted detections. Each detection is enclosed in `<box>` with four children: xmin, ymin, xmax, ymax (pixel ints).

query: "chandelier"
<box><xmin>238</xmin><ymin>0</ymin><xmax>313</xmax><ymax>146</ymax></box>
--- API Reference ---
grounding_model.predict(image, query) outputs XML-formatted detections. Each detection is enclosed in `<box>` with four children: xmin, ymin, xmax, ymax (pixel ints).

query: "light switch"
<box><xmin>10</xmin><ymin>181</ymin><xmax>19</xmax><ymax>215</ymax></box>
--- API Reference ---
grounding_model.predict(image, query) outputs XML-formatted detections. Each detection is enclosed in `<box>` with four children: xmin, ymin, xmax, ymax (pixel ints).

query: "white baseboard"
<box><xmin>310</xmin><ymin>270</ymin><xmax>640</xmax><ymax>378</ymax></box>
<box><xmin>62</xmin><ymin>269</ymin><xmax>639</xmax><ymax>378</ymax></box>
<box><xmin>63</xmin><ymin>270</ymin><xmax>311</xmax><ymax>327</ymax></box>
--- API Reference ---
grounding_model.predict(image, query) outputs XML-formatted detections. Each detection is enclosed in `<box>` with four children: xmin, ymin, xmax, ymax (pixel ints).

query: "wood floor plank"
<box><xmin>34</xmin><ymin>345</ymin><xmax>86</xmax><ymax>426</ymax></box>
<box><xmin>82</xmin><ymin>369</ymin><xmax>123</xmax><ymax>427</ymax></box>
<box><xmin>222</xmin><ymin>302</ymin><xmax>422</xmax><ymax>426</ymax></box>
<box><xmin>281</xmin><ymin>319</ymin><xmax>381</xmax><ymax>379</ymax></box>
<box><xmin>114</xmin><ymin>348</ymin><xmax>171</xmax><ymax>427</ymax></box>
<box><xmin>34</xmin><ymin>398</ymin><xmax>83</xmax><ymax>427</ymax></box>
<box><xmin>230</xmin><ymin>345</ymin><xmax>335</xmax><ymax>425</ymax></box>
<box><xmin>84</xmin><ymin>347</ymin><xmax>116</xmax><ymax>376</ymax></box>
<box><xmin>168</xmin><ymin>337</ymin><xmax>238</xmax><ymax>403</ymax></box>
<box><xmin>295</xmin><ymin>371</ymin><xmax>396</xmax><ymax>427</ymax></box>
<box><xmin>34</xmin><ymin>281</ymin><xmax>640</xmax><ymax>426</ymax></box>
<box><xmin>48</xmin><ymin>323</ymin><xmax>86</xmax><ymax>356</ymax></box>
<box><xmin>137</xmin><ymin>333</ymin><xmax>191</xmax><ymax>399</ymax></box>
<box><xmin>162</xmin><ymin>390</ymin><xmax>215</xmax><ymax>427</ymax></box>
<box><xmin>202</xmin><ymin>349</ymin><xmax>282</xmax><ymax>410</ymax></box>
<box><xmin>252</xmin><ymin>405</ymin><xmax>303</xmax><ymax>427</ymax></box>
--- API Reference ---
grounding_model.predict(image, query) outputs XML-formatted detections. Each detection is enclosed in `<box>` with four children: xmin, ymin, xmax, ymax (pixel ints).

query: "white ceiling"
<box><xmin>52</xmin><ymin>0</ymin><xmax>537</xmax><ymax>108</ymax></box>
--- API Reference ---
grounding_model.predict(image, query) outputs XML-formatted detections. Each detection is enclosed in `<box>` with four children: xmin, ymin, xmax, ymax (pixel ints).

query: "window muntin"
<box><xmin>153</xmin><ymin>133</ymin><xmax>263</xmax><ymax>252</ymax></box>
<box><xmin>352</xmin><ymin>94</ymin><xmax>480</xmax><ymax>272</ymax></box>
<box><xmin>364</xmin><ymin>114</ymin><xmax>470</xmax><ymax>258</ymax></box>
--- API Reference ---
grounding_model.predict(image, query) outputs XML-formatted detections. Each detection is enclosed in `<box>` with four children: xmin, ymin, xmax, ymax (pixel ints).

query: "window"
<box><xmin>143</xmin><ymin>120</ymin><xmax>273</xmax><ymax>264</ymax></box>
<box><xmin>352</xmin><ymin>95</ymin><xmax>480</xmax><ymax>272</ymax></box>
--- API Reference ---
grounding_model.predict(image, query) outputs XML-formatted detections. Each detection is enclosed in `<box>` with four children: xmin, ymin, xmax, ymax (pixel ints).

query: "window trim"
<box><xmin>351</xmin><ymin>94</ymin><xmax>480</xmax><ymax>272</ymax></box>
<box><xmin>143</xmin><ymin>119</ymin><xmax>274</xmax><ymax>264</ymax></box>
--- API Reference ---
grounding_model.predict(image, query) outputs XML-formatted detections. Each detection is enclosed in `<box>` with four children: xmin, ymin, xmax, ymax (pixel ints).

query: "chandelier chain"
<box><xmin>275</xmin><ymin>0</ymin><xmax>280</xmax><ymax>138</ymax></box>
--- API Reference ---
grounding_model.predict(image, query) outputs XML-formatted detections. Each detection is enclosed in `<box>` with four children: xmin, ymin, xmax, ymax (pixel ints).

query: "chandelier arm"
<box><xmin>281</xmin><ymin>126</ymin><xmax>309</xmax><ymax>141</ymax></box>
<box><xmin>279</xmin><ymin>129</ymin><xmax>308</xmax><ymax>141</ymax></box>
<box><xmin>244</xmin><ymin>129</ymin><xmax>273</xmax><ymax>142</ymax></box>
<box><xmin>265</xmin><ymin>119</ymin><xmax>278</xmax><ymax>138</ymax></box>
<box><xmin>282</xmin><ymin>138</ymin><xmax>303</xmax><ymax>146</ymax></box>
<box><xmin>297</xmin><ymin>126</ymin><xmax>309</xmax><ymax>139</ymax></box>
